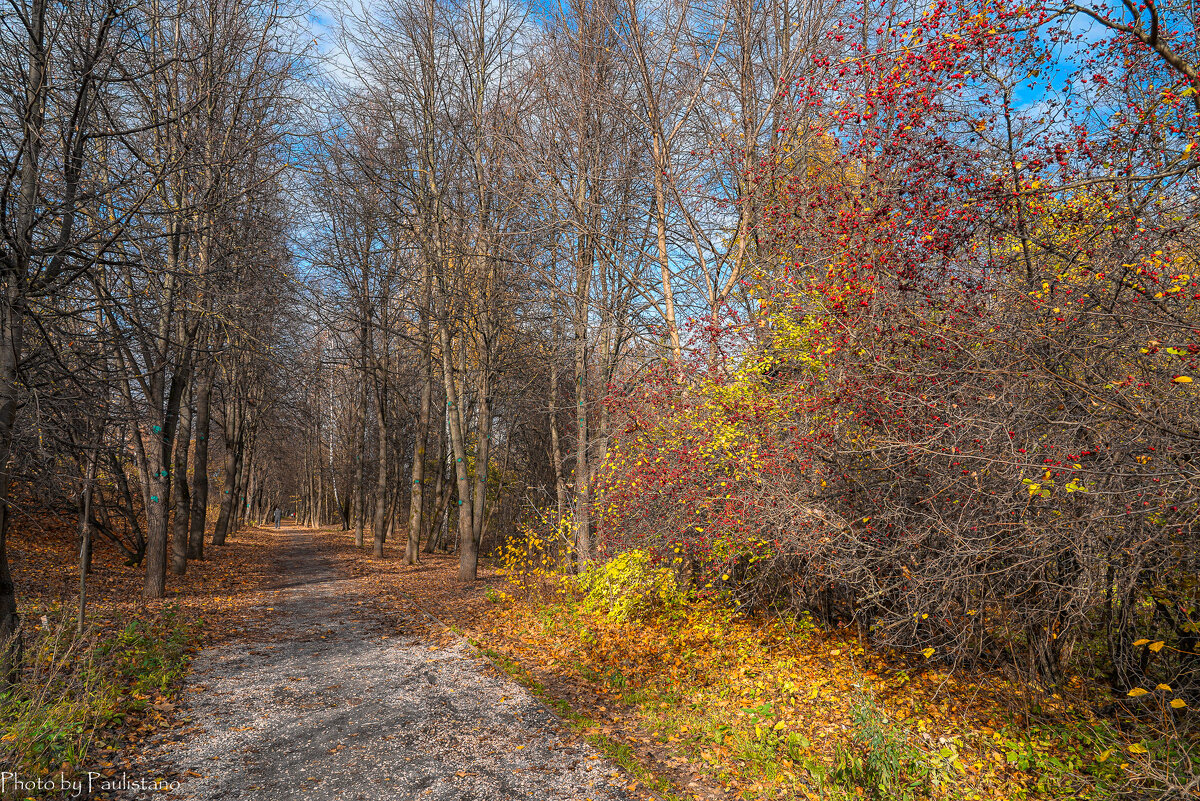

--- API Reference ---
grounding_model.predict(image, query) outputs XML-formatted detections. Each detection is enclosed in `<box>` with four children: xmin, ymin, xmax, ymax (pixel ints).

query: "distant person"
<box><xmin>273</xmin><ymin>506</ymin><xmax>282</xmax><ymax>529</ymax></box>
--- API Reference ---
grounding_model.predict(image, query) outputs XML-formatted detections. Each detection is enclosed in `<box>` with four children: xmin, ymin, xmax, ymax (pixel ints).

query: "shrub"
<box><xmin>499</xmin><ymin>510</ymin><xmax>576</xmax><ymax>597</ymax></box>
<box><xmin>575</xmin><ymin>550</ymin><xmax>684</xmax><ymax>622</ymax></box>
<box><xmin>593</xmin><ymin>2</ymin><xmax>1200</xmax><ymax>695</ymax></box>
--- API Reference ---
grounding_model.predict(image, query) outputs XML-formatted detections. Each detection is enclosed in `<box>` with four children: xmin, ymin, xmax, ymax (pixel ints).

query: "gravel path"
<box><xmin>135</xmin><ymin>529</ymin><xmax>636</xmax><ymax>801</ymax></box>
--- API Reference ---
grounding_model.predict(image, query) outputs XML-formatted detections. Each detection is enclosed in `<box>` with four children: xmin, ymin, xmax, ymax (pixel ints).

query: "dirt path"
<box><xmin>136</xmin><ymin>527</ymin><xmax>636</xmax><ymax>801</ymax></box>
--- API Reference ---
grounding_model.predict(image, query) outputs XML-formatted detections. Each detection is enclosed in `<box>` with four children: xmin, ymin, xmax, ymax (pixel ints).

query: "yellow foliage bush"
<box><xmin>499</xmin><ymin>511</ymin><xmax>576</xmax><ymax>597</ymax></box>
<box><xmin>575</xmin><ymin>549</ymin><xmax>684</xmax><ymax>622</ymax></box>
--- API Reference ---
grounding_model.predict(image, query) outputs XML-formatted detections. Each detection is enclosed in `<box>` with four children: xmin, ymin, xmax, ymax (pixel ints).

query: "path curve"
<box><xmin>137</xmin><ymin>528</ymin><xmax>636</xmax><ymax>801</ymax></box>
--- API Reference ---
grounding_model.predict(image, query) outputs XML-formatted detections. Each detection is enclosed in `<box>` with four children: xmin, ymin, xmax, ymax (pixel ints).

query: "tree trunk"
<box><xmin>77</xmin><ymin>440</ymin><xmax>99</xmax><ymax>633</ymax></box>
<box><xmin>244</xmin><ymin>460</ymin><xmax>259</xmax><ymax>527</ymax></box>
<box><xmin>471</xmin><ymin>368</ymin><xmax>492</xmax><ymax>553</ymax></box>
<box><xmin>549</xmin><ymin>358</ymin><xmax>568</xmax><ymax>528</ymax></box>
<box><xmin>0</xmin><ymin>288</ymin><xmax>23</xmax><ymax>684</ymax></box>
<box><xmin>424</xmin><ymin>427</ymin><xmax>447</xmax><ymax>554</ymax></box>
<box><xmin>143</xmin><ymin>434</ymin><xmax>171</xmax><ymax>597</ymax></box>
<box><xmin>234</xmin><ymin>431</ymin><xmax>254</xmax><ymax>531</ymax></box>
<box><xmin>109</xmin><ymin>449</ymin><xmax>145</xmax><ymax>560</ymax></box>
<box><xmin>170</xmin><ymin>386</ymin><xmax>193</xmax><ymax>575</ymax></box>
<box><xmin>405</xmin><ymin>264</ymin><xmax>434</xmax><ymax>565</ymax></box>
<box><xmin>437</xmin><ymin>480</ymin><xmax>456</xmax><ymax>554</ymax></box>
<box><xmin>372</xmin><ymin>386</ymin><xmax>388</xmax><ymax>558</ymax></box>
<box><xmin>188</xmin><ymin>368</ymin><xmax>213</xmax><ymax>559</ymax></box>
<box><xmin>229</xmin><ymin>445</ymin><xmax>246</xmax><ymax>534</ymax></box>
<box><xmin>650</xmin><ymin>128</ymin><xmax>681</xmax><ymax>365</ymax></box>
<box><xmin>440</xmin><ymin>321</ymin><xmax>475</xmax><ymax>580</ymax></box>
<box><xmin>573</xmin><ymin>296</ymin><xmax>591</xmax><ymax>571</ymax></box>
<box><xmin>405</xmin><ymin>380</ymin><xmax>431</xmax><ymax>564</ymax></box>
<box><xmin>0</xmin><ymin>0</ymin><xmax>46</xmax><ymax>680</ymax></box>
<box><xmin>144</xmin><ymin>363</ymin><xmax>190</xmax><ymax>598</ymax></box>
<box><xmin>353</xmin><ymin>401</ymin><xmax>366</xmax><ymax>546</ymax></box>
<box><xmin>212</xmin><ymin>412</ymin><xmax>242</xmax><ymax>546</ymax></box>
<box><xmin>442</xmin><ymin>330</ymin><xmax>476</xmax><ymax>578</ymax></box>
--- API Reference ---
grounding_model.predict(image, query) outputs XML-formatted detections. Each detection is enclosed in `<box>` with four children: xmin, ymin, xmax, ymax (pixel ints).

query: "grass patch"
<box><xmin>1</xmin><ymin>604</ymin><xmax>198</xmax><ymax>790</ymax></box>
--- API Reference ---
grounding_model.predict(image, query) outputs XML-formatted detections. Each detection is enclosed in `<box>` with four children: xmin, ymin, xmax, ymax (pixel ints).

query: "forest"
<box><xmin>1</xmin><ymin>0</ymin><xmax>1198</xmax><ymax>798</ymax></box>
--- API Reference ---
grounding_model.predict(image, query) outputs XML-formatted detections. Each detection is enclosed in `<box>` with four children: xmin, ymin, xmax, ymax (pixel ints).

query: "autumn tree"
<box><xmin>0</xmin><ymin>0</ymin><xmax>168</xmax><ymax>671</ymax></box>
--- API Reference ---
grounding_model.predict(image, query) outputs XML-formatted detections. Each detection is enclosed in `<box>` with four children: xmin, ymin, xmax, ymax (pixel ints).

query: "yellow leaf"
<box><xmin>922</xmin><ymin>647</ymin><xmax>935</xmax><ymax>659</ymax></box>
<box><xmin>1157</xmin><ymin>683</ymin><xmax>1172</xmax><ymax>692</ymax></box>
<box><xmin>1149</xmin><ymin>641</ymin><xmax>1166</xmax><ymax>652</ymax></box>
<box><xmin>1173</xmin><ymin>376</ymin><xmax>1193</xmax><ymax>383</ymax></box>
<box><xmin>1170</xmin><ymin>699</ymin><xmax>1187</xmax><ymax>709</ymax></box>
<box><xmin>1133</xmin><ymin>638</ymin><xmax>1151</xmax><ymax>646</ymax></box>
<box><xmin>1096</xmin><ymin>748</ymin><xmax>1112</xmax><ymax>762</ymax></box>
<box><xmin>1127</xmin><ymin>688</ymin><xmax>1149</xmax><ymax>697</ymax></box>
<box><xmin>1128</xmin><ymin>743</ymin><xmax>1149</xmax><ymax>754</ymax></box>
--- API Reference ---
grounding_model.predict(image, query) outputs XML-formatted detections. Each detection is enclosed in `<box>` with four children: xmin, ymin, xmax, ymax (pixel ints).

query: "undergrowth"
<box><xmin>0</xmin><ymin>604</ymin><xmax>198</xmax><ymax>788</ymax></box>
<box><xmin>486</xmin><ymin>553</ymin><xmax>1198</xmax><ymax>800</ymax></box>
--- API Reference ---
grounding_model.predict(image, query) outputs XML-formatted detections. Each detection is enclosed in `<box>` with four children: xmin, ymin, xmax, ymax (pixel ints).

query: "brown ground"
<box><xmin>10</xmin><ymin>510</ymin><xmax>285</xmax><ymax>648</ymax></box>
<box><xmin>7</xmin><ymin>515</ymin><xmax>703</xmax><ymax>800</ymax></box>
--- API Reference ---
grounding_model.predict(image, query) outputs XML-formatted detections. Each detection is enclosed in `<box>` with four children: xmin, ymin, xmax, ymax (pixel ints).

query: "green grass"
<box><xmin>1</xmin><ymin>604</ymin><xmax>198</xmax><ymax>787</ymax></box>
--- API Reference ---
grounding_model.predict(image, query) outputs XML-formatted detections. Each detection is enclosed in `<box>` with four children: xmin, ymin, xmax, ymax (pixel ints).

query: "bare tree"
<box><xmin>0</xmin><ymin>0</ymin><xmax>165</xmax><ymax>670</ymax></box>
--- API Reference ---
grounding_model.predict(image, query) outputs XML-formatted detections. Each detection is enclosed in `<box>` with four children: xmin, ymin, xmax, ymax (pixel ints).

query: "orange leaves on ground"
<box><xmin>11</xmin><ymin>513</ymin><xmax>287</xmax><ymax>646</ymax></box>
<box><xmin>308</xmin><ymin>528</ymin><xmax>1137</xmax><ymax>800</ymax></box>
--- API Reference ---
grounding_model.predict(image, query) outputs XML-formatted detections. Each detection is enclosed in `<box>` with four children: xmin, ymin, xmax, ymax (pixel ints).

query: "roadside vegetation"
<box><xmin>1</xmin><ymin>606</ymin><xmax>195</xmax><ymax>781</ymax></box>
<box><xmin>0</xmin><ymin>521</ymin><xmax>283</xmax><ymax>797</ymax></box>
<box><xmin>473</xmin><ymin>546</ymin><xmax>1198</xmax><ymax>800</ymax></box>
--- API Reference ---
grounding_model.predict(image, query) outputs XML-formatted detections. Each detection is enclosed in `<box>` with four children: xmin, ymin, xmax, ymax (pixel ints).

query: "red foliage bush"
<box><xmin>595</xmin><ymin>0</ymin><xmax>1200</xmax><ymax>690</ymax></box>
